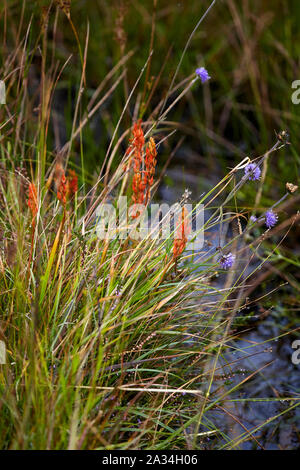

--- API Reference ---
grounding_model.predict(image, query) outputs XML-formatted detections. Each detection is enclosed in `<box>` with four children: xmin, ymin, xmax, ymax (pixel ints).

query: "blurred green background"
<box><xmin>1</xmin><ymin>0</ymin><xmax>300</xmax><ymax>182</ymax></box>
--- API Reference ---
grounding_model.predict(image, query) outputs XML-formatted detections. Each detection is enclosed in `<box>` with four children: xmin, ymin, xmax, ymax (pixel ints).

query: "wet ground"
<box><xmin>159</xmin><ymin>164</ymin><xmax>300</xmax><ymax>449</ymax></box>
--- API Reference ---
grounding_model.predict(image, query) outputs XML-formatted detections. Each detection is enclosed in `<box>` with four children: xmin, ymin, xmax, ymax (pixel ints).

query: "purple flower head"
<box><xmin>250</xmin><ymin>215</ymin><xmax>257</xmax><ymax>223</ymax></box>
<box><xmin>244</xmin><ymin>163</ymin><xmax>261</xmax><ymax>181</ymax></box>
<box><xmin>219</xmin><ymin>252</ymin><xmax>235</xmax><ymax>270</ymax></box>
<box><xmin>196</xmin><ymin>67</ymin><xmax>211</xmax><ymax>84</ymax></box>
<box><xmin>265</xmin><ymin>210</ymin><xmax>278</xmax><ymax>229</ymax></box>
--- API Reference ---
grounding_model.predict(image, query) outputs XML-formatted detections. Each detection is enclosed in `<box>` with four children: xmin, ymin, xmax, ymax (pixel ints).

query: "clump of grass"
<box><xmin>0</xmin><ymin>1</ymin><xmax>299</xmax><ymax>451</ymax></box>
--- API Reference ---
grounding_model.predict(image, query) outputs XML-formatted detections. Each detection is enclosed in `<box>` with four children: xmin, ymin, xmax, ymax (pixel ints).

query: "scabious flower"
<box><xmin>265</xmin><ymin>210</ymin><xmax>278</xmax><ymax>228</ymax></box>
<box><xmin>244</xmin><ymin>163</ymin><xmax>261</xmax><ymax>181</ymax></box>
<box><xmin>195</xmin><ymin>67</ymin><xmax>211</xmax><ymax>83</ymax></box>
<box><xmin>219</xmin><ymin>252</ymin><xmax>235</xmax><ymax>270</ymax></box>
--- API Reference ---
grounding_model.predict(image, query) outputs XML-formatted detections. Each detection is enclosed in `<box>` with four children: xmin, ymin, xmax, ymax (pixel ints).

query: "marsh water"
<box><xmin>159</xmin><ymin>163</ymin><xmax>300</xmax><ymax>449</ymax></box>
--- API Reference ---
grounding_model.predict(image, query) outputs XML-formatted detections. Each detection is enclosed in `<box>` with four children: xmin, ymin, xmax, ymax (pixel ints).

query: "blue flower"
<box><xmin>265</xmin><ymin>210</ymin><xmax>278</xmax><ymax>228</ymax></box>
<box><xmin>244</xmin><ymin>163</ymin><xmax>261</xmax><ymax>181</ymax></box>
<box><xmin>219</xmin><ymin>252</ymin><xmax>235</xmax><ymax>270</ymax></box>
<box><xmin>250</xmin><ymin>215</ymin><xmax>257</xmax><ymax>223</ymax></box>
<box><xmin>195</xmin><ymin>67</ymin><xmax>211</xmax><ymax>83</ymax></box>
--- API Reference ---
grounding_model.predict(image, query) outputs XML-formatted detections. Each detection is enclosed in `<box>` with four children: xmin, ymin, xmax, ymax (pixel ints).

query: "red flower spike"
<box><xmin>57</xmin><ymin>172</ymin><xmax>67</xmax><ymax>206</ymax></box>
<box><xmin>27</xmin><ymin>182</ymin><xmax>38</xmax><ymax>226</ymax></box>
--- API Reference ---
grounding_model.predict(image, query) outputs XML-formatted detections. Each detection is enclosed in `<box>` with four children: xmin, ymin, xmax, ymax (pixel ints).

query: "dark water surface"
<box><xmin>160</xmin><ymin>164</ymin><xmax>300</xmax><ymax>449</ymax></box>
